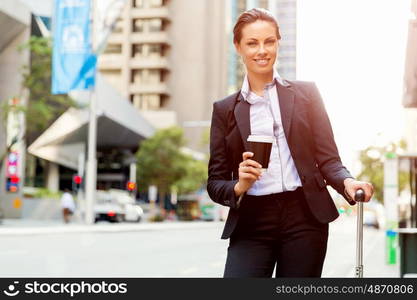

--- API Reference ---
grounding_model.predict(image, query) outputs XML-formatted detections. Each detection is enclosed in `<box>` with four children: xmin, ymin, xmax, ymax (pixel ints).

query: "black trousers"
<box><xmin>224</xmin><ymin>188</ymin><xmax>329</xmax><ymax>278</ymax></box>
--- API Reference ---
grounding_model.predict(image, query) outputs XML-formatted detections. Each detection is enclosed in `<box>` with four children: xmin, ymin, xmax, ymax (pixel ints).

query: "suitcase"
<box><xmin>354</xmin><ymin>189</ymin><xmax>366</xmax><ymax>278</ymax></box>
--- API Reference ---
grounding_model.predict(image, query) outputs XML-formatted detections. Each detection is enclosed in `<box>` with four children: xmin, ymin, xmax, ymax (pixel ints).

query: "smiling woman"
<box><xmin>233</xmin><ymin>8</ymin><xmax>280</xmax><ymax>93</ymax></box>
<box><xmin>207</xmin><ymin>8</ymin><xmax>374</xmax><ymax>278</ymax></box>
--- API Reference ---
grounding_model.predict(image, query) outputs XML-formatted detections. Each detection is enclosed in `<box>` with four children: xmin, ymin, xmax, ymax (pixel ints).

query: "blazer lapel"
<box><xmin>233</xmin><ymin>92</ymin><xmax>250</xmax><ymax>151</ymax></box>
<box><xmin>276</xmin><ymin>81</ymin><xmax>295</xmax><ymax>140</ymax></box>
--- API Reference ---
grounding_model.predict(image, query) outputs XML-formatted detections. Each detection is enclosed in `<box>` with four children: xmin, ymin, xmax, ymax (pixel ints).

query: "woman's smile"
<box><xmin>253</xmin><ymin>58</ymin><xmax>270</xmax><ymax>66</ymax></box>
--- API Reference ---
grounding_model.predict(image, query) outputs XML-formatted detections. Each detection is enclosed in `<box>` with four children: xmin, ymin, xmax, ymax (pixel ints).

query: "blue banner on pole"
<box><xmin>52</xmin><ymin>0</ymin><xmax>96</xmax><ymax>95</ymax></box>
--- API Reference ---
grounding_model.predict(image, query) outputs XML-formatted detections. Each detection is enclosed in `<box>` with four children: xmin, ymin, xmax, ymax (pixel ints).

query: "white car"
<box><xmin>94</xmin><ymin>189</ymin><xmax>143</xmax><ymax>223</ymax></box>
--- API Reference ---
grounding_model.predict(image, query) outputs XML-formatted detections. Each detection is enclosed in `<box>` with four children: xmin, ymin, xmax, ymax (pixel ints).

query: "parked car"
<box><xmin>94</xmin><ymin>189</ymin><xmax>143</xmax><ymax>223</ymax></box>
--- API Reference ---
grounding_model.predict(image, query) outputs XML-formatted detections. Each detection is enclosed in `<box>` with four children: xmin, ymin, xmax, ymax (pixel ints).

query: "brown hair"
<box><xmin>233</xmin><ymin>8</ymin><xmax>281</xmax><ymax>44</ymax></box>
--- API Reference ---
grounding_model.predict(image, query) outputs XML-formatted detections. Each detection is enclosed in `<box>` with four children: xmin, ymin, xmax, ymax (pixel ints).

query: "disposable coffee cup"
<box><xmin>247</xmin><ymin>135</ymin><xmax>274</xmax><ymax>172</ymax></box>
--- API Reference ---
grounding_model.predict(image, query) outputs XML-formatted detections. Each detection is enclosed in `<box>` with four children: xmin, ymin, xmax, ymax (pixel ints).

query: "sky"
<box><xmin>296</xmin><ymin>0</ymin><xmax>411</xmax><ymax>175</ymax></box>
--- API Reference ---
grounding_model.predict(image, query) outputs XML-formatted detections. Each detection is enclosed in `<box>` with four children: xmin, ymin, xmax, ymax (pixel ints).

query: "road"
<box><xmin>0</xmin><ymin>215</ymin><xmax>399</xmax><ymax>277</ymax></box>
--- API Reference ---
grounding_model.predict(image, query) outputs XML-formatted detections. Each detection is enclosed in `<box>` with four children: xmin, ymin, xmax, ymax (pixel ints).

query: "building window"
<box><xmin>132</xmin><ymin>44</ymin><xmax>164</xmax><ymax>58</ymax></box>
<box><xmin>133</xmin><ymin>18</ymin><xmax>164</xmax><ymax>33</ymax></box>
<box><xmin>143</xmin><ymin>94</ymin><xmax>160</xmax><ymax>110</ymax></box>
<box><xmin>133</xmin><ymin>0</ymin><xmax>144</xmax><ymax>8</ymax></box>
<box><xmin>148</xmin><ymin>69</ymin><xmax>161</xmax><ymax>84</ymax></box>
<box><xmin>132</xmin><ymin>44</ymin><xmax>144</xmax><ymax>57</ymax></box>
<box><xmin>131</xmin><ymin>69</ymin><xmax>161</xmax><ymax>84</ymax></box>
<box><xmin>148</xmin><ymin>44</ymin><xmax>162</xmax><ymax>57</ymax></box>
<box><xmin>113</xmin><ymin>18</ymin><xmax>123</xmax><ymax>33</ymax></box>
<box><xmin>149</xmin><ymin>0</ymin><xmax>163</xmax><ymax>7</ymax></box>
<box><xmin>132</xmin><ymin>19</ymin><xmax>145</xmax><ymax>32</ymax></box>
<box><xmin>131</xmin><ymin>69</ymin><xmax>144</xmax><ymax>83</ymax></box>
<box><xmin>104</xmin><ymin>43</ymin><xmax>122</xmax><ymax>54</ymax></box>
<box><xmin>148</xmin><ymin>18</ymin><xmax>162</xmax><ymax>32</ymax></box>
<box><xmin>133</xmin><ymin>94</ymin><xmax>160</xmax><ymax>110</ymax></box>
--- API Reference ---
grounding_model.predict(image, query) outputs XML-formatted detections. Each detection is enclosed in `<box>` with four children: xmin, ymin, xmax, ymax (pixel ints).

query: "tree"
<box><xmin>1</xmin><ymin>36</ymin><xmax>80</xmax><ymax>186</ymax></box>
<box><xmin>18</xmin><ymin>36</ymin><xmax>78</xmax><ymax>146</ymax></box>
<box><xmin>136</xmin><ymin>126</ymin><xmax>208</xmax><ymax>215</ymax></box>
<box><xmin>174</xmin><ymin>158</ymin><xmax>208</xmax><ymax>194</ymax></box>
<box><xmin>357</xmin><ymin>139</ymin><xmax>408</xmax><ymax>202</ymax></box>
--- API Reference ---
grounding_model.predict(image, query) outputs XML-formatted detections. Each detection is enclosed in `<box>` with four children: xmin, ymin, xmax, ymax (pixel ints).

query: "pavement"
<box><xmin>0</xmin><ymin>197</ymin><xmax>404</xmax><ymax>278</ymax></box>
<box><xmin>0</xmin><ymin>215</ymin><xmax>402</xmax><ymax>278</ymax></box>
<box><xmin>323</xmin><ymin>214</ymin><xmax>401</xmax><ymax>278</ymax></box>
<box><xmin>0</xmin><ymin>218</ymin><xmax>220</xmax><ymax>236</ymax></box>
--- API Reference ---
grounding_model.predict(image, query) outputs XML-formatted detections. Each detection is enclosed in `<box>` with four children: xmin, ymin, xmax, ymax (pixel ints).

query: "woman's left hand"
<box><xmin>343</xmin><ymin>178</ymin><xmax>374</xmax><ymax>202</ymax></box>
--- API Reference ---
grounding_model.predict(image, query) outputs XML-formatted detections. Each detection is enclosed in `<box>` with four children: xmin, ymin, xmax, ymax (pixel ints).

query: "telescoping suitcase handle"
<box><xmin>355</xmin><ymin>189</ymin><xmax>365</xmax><ymax>278</ymax></box>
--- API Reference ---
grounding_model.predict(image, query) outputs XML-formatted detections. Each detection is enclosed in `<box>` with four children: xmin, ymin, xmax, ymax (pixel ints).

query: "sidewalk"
<box><xmin>323</xmin><ymin>215</ymin><xmax>400</xmax><ymax>278</ymax></box>
<box><xmin>0</xmin><ymin>213</ymin><xmax>403</xmax><ymax>278</ymax></box>
<box><xmin>0</xmin><ymin>217</ymin><xmax>222</xmax><ymax>236</ymax></box>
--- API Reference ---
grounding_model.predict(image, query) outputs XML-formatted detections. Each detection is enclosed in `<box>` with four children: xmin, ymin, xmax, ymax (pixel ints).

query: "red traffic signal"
<box><xmin>126</xmin><ymin>181</ymin><xmax>136</xmax><ymax>191</ymax></box>
<box><xmin>73</xmin><ymin>175</ymin><xmax>82</xmax><ymax>185</ymax></box>
<box><xmin>10</xmin><ymin>176</ymin><xmax>20</xmax><ymax>184</ymax></box>
<box><xmin>6</xmin><ymin>177</ymin><xmax>19</xmax><ymax>193</ymax></box>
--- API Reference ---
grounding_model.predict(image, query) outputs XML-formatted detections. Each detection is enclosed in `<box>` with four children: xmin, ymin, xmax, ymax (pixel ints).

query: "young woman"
<box><xmin>207</xmin><ymin>8</ymin><xmax>374</xmax><ymax>278</ymax></box>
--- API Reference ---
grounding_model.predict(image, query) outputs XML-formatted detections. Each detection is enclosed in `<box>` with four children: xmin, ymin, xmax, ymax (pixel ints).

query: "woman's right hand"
<box><xmin>234</xmin><ymin>152</ymin><xmax>262</xmax><ymax>196</ymax></box>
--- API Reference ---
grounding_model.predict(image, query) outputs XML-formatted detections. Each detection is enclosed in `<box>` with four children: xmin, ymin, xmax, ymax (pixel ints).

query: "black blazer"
<box><xmin>207</xmin><ymin>79</ymin><xmax>354</xmax><ymax>239</ymax></box>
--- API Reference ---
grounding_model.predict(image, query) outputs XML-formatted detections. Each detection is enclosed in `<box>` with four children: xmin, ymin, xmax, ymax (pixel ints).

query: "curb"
<box><xmin>0</xmin><ymin>221</ymin><xmax>223</xmax><ymax>236</ymax></box>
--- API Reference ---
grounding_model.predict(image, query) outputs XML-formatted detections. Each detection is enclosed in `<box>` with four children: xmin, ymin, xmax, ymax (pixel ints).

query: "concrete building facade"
<box><xmin>0</xmin><ymin>0</ymin><xmax>31</xmax><ymax>218</ymax></box>
<box><xmin>98</xmin><ymin>0</ymin><xmax>228</xmax><ymax>152</ymax></box>
<box><xmin>271</xmin><ymin>0</ymin><xmax>297</xmax><ymax>80</ymax></box>
<box><xmin>403</xmin><ymin>0</ymin><xmax>417</xmax><ymax>153</ymax></box>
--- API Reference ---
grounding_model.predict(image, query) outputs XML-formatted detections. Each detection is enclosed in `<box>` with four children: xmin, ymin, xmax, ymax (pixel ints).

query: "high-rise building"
<box><xmin>99</xmin><ymin>0</ymin><xmax>174</xmax><ymax>127</ymax></box>
<box><xmin>403</xmin><ymin>0</ymin><xmax>417</xmax><ymax>153</ymax></box>
<box><xmin>0</xmin><ymin>0</ymin><xmax>31</xmax><ymax>218</ymax></box>
<box><xmin>270</xmin><ymin>0</ymin><xmax>297</xmax><ymax>80</ymax></box>
<box><xmin>403</xmin><ymin>0</ymin><xmax>417</xmax><ymax>108</ymax></box>
<box><xmin>98</xmin><ymin>0</ymin><xmax>228</xmax><ymax>152</ymax></box>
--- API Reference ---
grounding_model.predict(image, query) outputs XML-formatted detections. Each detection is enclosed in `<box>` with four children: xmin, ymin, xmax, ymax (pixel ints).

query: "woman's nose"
<box><xmin>258</xmin><ymin>43</ymin><xmax>267</xmax><ymax>54</ymax></box>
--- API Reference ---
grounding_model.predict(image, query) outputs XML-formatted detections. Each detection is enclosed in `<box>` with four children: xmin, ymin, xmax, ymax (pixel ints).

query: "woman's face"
<box><xmin>235</xmin><ymin>20</ymin><xmax>279</xmax><ymax>76</ymax></box>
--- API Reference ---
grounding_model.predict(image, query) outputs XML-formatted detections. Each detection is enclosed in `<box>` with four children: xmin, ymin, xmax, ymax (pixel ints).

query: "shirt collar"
<box><xmin>240</xmin><ymin>69</ymin><xmax>286</xmax><ymax>101</ymax></box>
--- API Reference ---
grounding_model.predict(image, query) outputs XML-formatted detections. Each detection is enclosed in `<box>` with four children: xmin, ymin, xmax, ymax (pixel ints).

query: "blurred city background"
<box><xmin>0</xmin><ymin>0</ymin><xmax>417</xmax><ymax>278</ymax></box>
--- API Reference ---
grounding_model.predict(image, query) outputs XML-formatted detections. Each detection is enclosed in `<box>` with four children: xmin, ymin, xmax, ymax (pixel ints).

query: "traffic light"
<box><xmin>6</xmin><ymin>176</ymin><xmax>19</xmax><ymax>193</ymax></box>
<box><xmin>73</xmin><ymin>175</ymin><xmax>82</xmax><ymax>191</ymax></box>
<box><xmin>73</xmin><ymin>175</ymin><xmax>82</xmax><ymax>185</ymax></box>
<box><xmin>126</xmin><ymin>181</ymin><xmax>136</xmax><ymax>192</ymax></box>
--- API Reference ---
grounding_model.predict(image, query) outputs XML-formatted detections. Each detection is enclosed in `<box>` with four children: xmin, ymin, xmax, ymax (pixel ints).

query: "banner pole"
<box><xmin>85</xmin><ymin>89</ymin><xmax>97</xmax><ymax>225</ymax></box>
<box><xmin>84</xmin><ymin>0</ymin><xmax>97</xmax><ymax>225</ymax></box>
